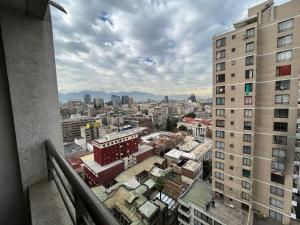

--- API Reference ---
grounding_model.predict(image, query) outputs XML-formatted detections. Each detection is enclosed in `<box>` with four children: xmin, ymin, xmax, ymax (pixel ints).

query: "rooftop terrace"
<box><xmin>179</xmin><ymin>179</ymin><xmax>248</xmax><ymax>225</ymax></box>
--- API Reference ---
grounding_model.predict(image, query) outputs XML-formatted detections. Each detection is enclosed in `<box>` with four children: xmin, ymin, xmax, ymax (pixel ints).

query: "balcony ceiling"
<box><xmin>1</xmin><ymin>0</ymin><xmax>49</xmax><ymax>19</ymax></box>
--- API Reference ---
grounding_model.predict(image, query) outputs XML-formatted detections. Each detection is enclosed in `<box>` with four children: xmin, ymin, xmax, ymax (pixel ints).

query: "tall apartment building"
<box><xmin>212</xmin><ymin>0</ymin><xmax>300</xmax><ymax>224</ymax></box>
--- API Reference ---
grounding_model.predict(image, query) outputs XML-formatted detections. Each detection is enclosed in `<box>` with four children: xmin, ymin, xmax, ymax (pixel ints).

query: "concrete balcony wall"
<box><xmin>0</xmin><ymin>5</ymin><xmax>63</xmax><ymax>192</ymax></box>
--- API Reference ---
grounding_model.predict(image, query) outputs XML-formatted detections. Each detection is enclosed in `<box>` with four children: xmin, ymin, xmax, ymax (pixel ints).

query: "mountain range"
<box><xmin>58</xmin><ymin>91</ymin><xmax>192</xmax><ymax>103</ymax></box>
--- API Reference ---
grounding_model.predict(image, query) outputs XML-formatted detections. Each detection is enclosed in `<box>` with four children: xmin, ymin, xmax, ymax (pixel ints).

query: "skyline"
<box><xmin>52</xmin><ymin>0</ymin><xmax>289</xmax><ymax>96</ymax></box>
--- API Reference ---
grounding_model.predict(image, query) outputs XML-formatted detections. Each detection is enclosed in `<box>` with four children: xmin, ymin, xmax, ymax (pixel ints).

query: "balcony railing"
<box><xmin>45</xmin><ymin>140</ymin><xmax>119</xmax><ymax>225</ymax></box>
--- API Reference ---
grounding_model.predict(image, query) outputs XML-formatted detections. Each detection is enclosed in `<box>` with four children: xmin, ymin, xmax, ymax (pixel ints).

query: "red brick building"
<box><xmin>93</xmin><ymin>131</ymin><xmax>139</xmax><ymax>166</ymax></box>
<box><xmin>82</xmin><ymin>129</ymin><xmax>153</xmax><ymax>187</ymax></box>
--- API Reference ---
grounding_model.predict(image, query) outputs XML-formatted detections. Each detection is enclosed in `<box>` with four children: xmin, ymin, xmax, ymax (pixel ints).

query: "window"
<box><xmin>232</xmin><ymin>48</ymin><xmax>236</xmax><ymax>52</ymax></box>
<box><xmin>278</xmin><ymin>18</ymin><xmax>293</xmax><ymax>32</ymax></box>
<box><xmin>275</xmin><ymin>80</ymin><xmax>290</xmax><ymax>91</ymax></box>
<box><xmin>277</xmin><ymin>50</ymin><xmax>292</xmax><ymax>62</ymax></box>
<box><xmin>243</xmin><ymin>146</ymin><xmax>251</xmax><ymax>154</ymax></box>
<box><xmin>271</xmin><ymin>173</ymin><xmax>285</xmax><ymax>184</ymax></box>
<box><xmin>230</xmin><ymin>166</ymin><xmax>234</xmax><ymax>170</ymax></box>
<box><xmin>244</xmin><ymin>109</ymin><xmax>252</xmax><ymax>118</ymax></box>
<box><xmin>243</xmin><ymin>134</ymin><xmax>252</xmax><ymax>142</ymax></box>
<box><xmin>244</xmin><ymin>96</ymin><xmax>252</xmax><ymax>105</ymax></box>
<box><xmin>215</xmin><ymin>162</ymin><xmax>224</xmax><ymax>170</ymax></box>
<box><xmin>200</xmin><ymin>213</ymin><xmax>213</xmax><ymax>225</ymax></box>
<box><xmin>245</xmin><ymin>28</ymin><xmax>255</xmax><ymax>38</ymax></box>
<box><xmin>245</xmin><ymin>83</ymin><xmax>253</xmax><ymax>93</ymax></box>
<box><xmin>229</xmin><ymin>177</ymin><xmax>233</xmax><ymax>181</ymax></box>
<box><xmin>242</xmin><ymin>180</ymin><xmax>251</xmax><ymax>190</ymax></box>
<box><xmin>216</xmin><ymin>97</ymin><xmax>225</xmax><ymax>105</ymax></box>
<box><xmin>216</xmin><ymin>109</ymin><xmax>225</xmax><ymax>117</ymax></box>
<box><xmin>215</xmin><ymin>181</ymin><xmax>224</xmax><ymax>190</ymax></box>
<box><xmin>216</xmin><ymin>86</ymin><xmax>225</xmax><ymax>94</ymax></box>
<box><xmin>231</xmin><ymin>110</ymin><xmax>235</xmax><ymax>114</ymax></box>
<box><xmin>230</xmin><ymin>155</ymin><xmax>234</xmax><ymax>159</ymax></box>
<box><xmin>269</xmin><ymin>210</ymin><xmax>282</xmax><ymax>223</ymax></box>
<box><xmin>216</xmin><ymin>38</ymin><xmax>226</xmax><ymax>48</ymax></box>
<box><xmin>273</xmin><ymin>122</ymin><xmax>288</xmax><ymax>132</ymax></box>
<box><xmin>244</xmin><ymin>121</ymin><xmax>252</xmax><ymax>130</ymax></box>
<box><xmin>216</xmin><ymin>120</ymin><xmax>225</xmax><ymax>127</ymax></box>
<box><xmin>216</xmin><ymin>141</ymin><xmax>225</xmax><ymax>149</ymax></box>
<box><xmin>274</xmin><ymin>109</ymin><xmax>288</xmax><ymax>118</ymax></box>
<box><xmin>246</xmin><ymin>42</ymin><xmax>254</xmax><ymax>52</ymax></box>
<box><xmin>245</xmin><ymin>69</ymin><xmax>254</xmax><ymax>79</ymax></box>
<box><xmin>275</xmin><ymin>94</ymin><xmax>289</xmax><ymax>104</ymax></box>
<box><xmin>231</xmin><ymin>73</ymin><xmax>235</xmax><ymax>77</ymax></box>
<box><xmin>270</xmin><ymin>186</ymin><xmax>284</xmax><ymax>197</ymax></box>
<box><xmin>216</xmin><ymin>74</ymin><xmax>225</xmax><ymax>83</ymax></box>
<box><xmin>216</xmin><ymin>50</ymin><xmax>226</xmax><ymax>60</ymax></box>
<box><xmin>277</xmin><ymin>34</ymin><xmax>293</xmax><ymax>47</ymax></box>
<box><xmin>273</xmin><ymin>135</ymin><xmax>287</xmax><ymax>145</ymax></box>
<box><xmin>272</xmin><ymin>148</ymin><xmax>286</xmax><ymax>158</ymax></box>
<box><xmin>243</xmin><ymin>169</ymin><xmax>250</xmax><ymax>178</ymax></box>
<box><xmin>243</xmin><ymin>157</ymin><xmax>251</xmax><ymax>166</ymax></box>
<box><xmin>276</xmin><ymin>65</ymin><xmax>291</xmax><ymax>76</ymax></box>
<box><xmin>229</xmin><ymin>144</ymin><xmax>234</xmax><ymax>148</ymax></box>
<box><xmin>231</xmin><ymin>98</ymin><xmax>235</xmax><ymax>102</ymax></box>
<box><xmin>231</xmin><ymin>86</ymin><xmax>235</xmax><ymax>90</ymax></box>
<box><xmin>232</xmin><ymin>35</ymin><xmax>236</xmax><ymax>39</ymax></box>
<box><xmin>216</xmin><ymin>151</ymin><xmax>225</xmax><ymax>160</ymax></box>
<box><xmin>216</xmin><ymin>130</ymin><xmax>225</xmax><ymax>138</ymax></box>
<box><xmin>270</xmin><ymin>197</ymin><xmax>283</xmax><ymax>209</ymax></box>
<box><xmin>231</xmin><ymin>60</ymin><xmax>236</xmax><ymax>65</ymax></box>
<box><xmin>230</xmin><ymin>121</ymin><xmax>234</xmax><ymax>125</ymax></box>
<box><xmin>245</xmin><ymin>56</ymin><xmax>254</xmax><ymax>66</ymax></box>
<box><xmin>216</xmin><ymin>62</ymin><xmax>225</xmax><ymax>71</ymax></box>
<box><xmin>242</xmin><ymin>192</ymin><xmax>250</xmax><ymax>201</ymax></box>
<box><xmin>272</xmin><ymin>161</ymin><xmax>285</xmax><ymax>171</ymax></box>
<box><xmin>215</xmin><ymin>172</ymin><xmax>224</xmax><ymax>180</ymax></box>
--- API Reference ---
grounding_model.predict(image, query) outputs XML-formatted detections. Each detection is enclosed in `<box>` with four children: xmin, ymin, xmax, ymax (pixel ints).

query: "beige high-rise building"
<box><xmin>212</xmin><ymin>0</ymin><xmax>300</xmax><ymax>224</ymax></box>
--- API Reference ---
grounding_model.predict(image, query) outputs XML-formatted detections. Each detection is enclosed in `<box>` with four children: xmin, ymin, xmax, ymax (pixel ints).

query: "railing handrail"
<box><xmin>45</xmin><ymin>140</ymin><xmax>120</xmax><ymax>225</ymax></box>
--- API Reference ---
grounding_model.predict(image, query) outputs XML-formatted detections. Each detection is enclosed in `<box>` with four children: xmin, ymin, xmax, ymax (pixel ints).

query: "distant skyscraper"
<box><xmin>163</xmin><ymin>96</ymin><xmax>169</xmax><ymax>103</ymax></box>
<box><xmin>189</xmin><ymin>93</ymin><xmax>196</xmax><ymax>102</ymax></box>
<box><xmin>121</xmin><ymin>96</ymin><xmax>129</xmax><ymax>105</ymax></box>
<box><xmin>84</xmin><ymin>93</ymin><xmax>91</xmax><ymax>104</ymax></box>
<box><xmin>111</xmin><ymin>95</ymin><xmax>121</xmax><ymax>106</ymax></box>
<box><xmin>128</xmin><ymin>97</ymin><xmax>133</xmax><ymax>106</ymax></box>
<box><xmin>93</xmin><ymin>98</ymin><xmax>104</xmax><ymax>109</ymax></box>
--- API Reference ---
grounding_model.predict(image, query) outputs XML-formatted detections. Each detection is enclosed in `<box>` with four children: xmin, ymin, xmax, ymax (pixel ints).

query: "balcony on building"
<box><xmin>0</xmin><ymin>1</ymin><xmax>119</xmax><ymax>225</ymax></box>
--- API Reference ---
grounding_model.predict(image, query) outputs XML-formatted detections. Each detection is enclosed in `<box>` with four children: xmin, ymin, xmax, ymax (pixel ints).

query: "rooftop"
<box><xmin>94</xmin><ymin>127</ymin><xmax>145</xmax><ymax>144</ymax></box>
<box><xmin>182</xmin><ymin>160</ymin><xmax>200</xmax><ymax>172</ymax></box>
<box><xmin>81</xmin><ymin>153</ymin><xmax>123</xmax><ymax>174</ymax></box>
<box><xmin>180</xmin><ymin>179</ymin><xmax>212</xmax><ymax>210</ymax></box>
<box><xmin>63</xmin><ymin>142</ymin><xmax>86</xmax><ymax>156</ymax></box>
<box><xmin>115</xmin><ymin>155</ymin><xmax>165</xmax><ymax>183</ymax></box>
<box><xmin>138</xmin><ymin>201</ymin><xmax>159</xmax><ymax>219</ymax></box>
<box><xmin>179</xmin><ymin>179</ymin><xmax>248</xmax><ymax>225</ymax></box>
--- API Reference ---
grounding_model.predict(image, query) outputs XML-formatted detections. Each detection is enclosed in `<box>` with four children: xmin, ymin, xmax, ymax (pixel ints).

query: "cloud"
<box><xmin>51</xmin><ymin>0</ymin><xmax>286</xmax><ymax>96</ymax></box>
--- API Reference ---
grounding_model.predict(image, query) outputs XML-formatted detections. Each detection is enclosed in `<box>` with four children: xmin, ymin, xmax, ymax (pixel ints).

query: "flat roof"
<box><xmin>138</xmin><ymin>201</ymin><xmax>159</xmax><ymax>219</ymax></box>
<box><xmin>182</xmin><ymin>160</ymin><xmax>200</xmax><ymax>172</ymax></box>
<box><xmin>115</xmin><ymin>155</ymin><xmax>164</xmax><ymax>183</ymax></box>
<box><xmin>180</xmin><ymin>179</ymin><xmax>248</xmax><ymax>225</ymax></box>
<box><xmin>94</xmin><ymin>127</ymin><xmax>145</xmax><ymax>144</ymax></box>
<box><xmin>81</xmin><ymin>154</ymin><xmax>123</xmax><ymax>174</ymax></box>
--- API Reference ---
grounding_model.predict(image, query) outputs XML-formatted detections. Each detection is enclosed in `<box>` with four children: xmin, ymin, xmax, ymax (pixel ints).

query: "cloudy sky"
<box><xmin>51</xmin><ymin>0</ymin><xmax>288</xmax><ymax>96</ymax></box>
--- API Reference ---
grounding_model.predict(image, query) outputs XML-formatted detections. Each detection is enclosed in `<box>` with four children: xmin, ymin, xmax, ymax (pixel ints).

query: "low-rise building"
<box><xmin>177</xmin><ymin>117</ymin><xmax>212</xmax><ymax>137</ymax></box>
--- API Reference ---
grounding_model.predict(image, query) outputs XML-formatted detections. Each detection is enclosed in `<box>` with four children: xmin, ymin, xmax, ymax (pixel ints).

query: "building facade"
<box><xmin>84</xmin><ymin>93</ymin><xmax>91</xmax><ymax>104</ymax></box>
<box><xmin>212</xmin><ymin>0</ymin><xmax>300</xmax><ymax>224</ymax></box>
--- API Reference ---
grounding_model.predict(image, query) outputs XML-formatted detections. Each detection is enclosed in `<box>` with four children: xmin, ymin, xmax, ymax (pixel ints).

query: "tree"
<box><xmin>155</xmin><ymin>177</ymin><xmax>165</xmax><ymax>200</ymax></box>
<box><xmin>166</xmin><ymin>117</ymin><xmax>172</xmax><ymax>131</ymax></box>
<box><xmin>203</xmin><ymin>160</ymin><xmax>212</xmax><ymax>181</ymax></box>
<box><xmin>178</xmin><ymin>125</ymin><xmax>187</xmax><ymax>131</ymax></box>
<box><xmin>185</xmin><ymin>112</ymin><xmax>196</xmax><ymax>118</ymax></box>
